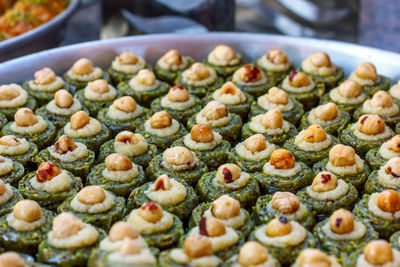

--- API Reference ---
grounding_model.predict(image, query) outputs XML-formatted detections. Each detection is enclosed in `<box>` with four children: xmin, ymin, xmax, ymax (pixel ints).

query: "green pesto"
<box><xmin>196</xmin><ymin>171</ymin><xmax>260</xmax><ymax>209</ymax></box>
<box><xmin>38</xmin><ymin>228</ymin><xmax>107</xmax><ymax>267</ymax></box>
<box><xmin>174</xmin><ymin>74</ymin><xmax>225</xmax><ymax>98</ymax></box>
<box><xmin>150</xmin><ymin>95</ymin><xmax>202</xmax><ymax>125</ymax></box>
<box><xmin>18</xmin><ymin>171</ymin><xmax>83</xmax><ymax>210</ymax></box>
<box><xmin>319</xmin><ymin>92</ymin><xmax>364</xmax><ymax>114</ymax></box>
<box><xmin>364</xmin><ymin>170</ymin><xmax>399</xmax><ymax>194</ymax></box>
<box><xmin>249</xmin><ymin>227</ymin><xmax>317</xmax><ymax>266</ymax></box>
<box><xmin>86</xmin><ymin>163</ymin><xmax>146</xmax><ymax>198</ymax></box>
<box><xmin>155</xmin><ymin>56</ymin><xmax>194</xmax><ymax>83</ymax></box>
<box><xmin>107</xmin><ymin>63</ymin><xmax>153</xmax><ymax>84</ymax></box>
<box><xmin>57</xmin><ymin>193</ymin><xmax>126</xmax><ymax>230</ymax></box>
<box><xmin>255</xmin><ymin>61</ymin><xmax>295</xmax><ymax>84</ymax></box>
<box><xmin>360</xmin><ymin>75</ymin><xmax>392</xmax><ymax>97</ymax></box>
<box><xmin>97</xmin><ymin>139</ymin><xmax>158</xmax><ymax>168</ymax></box>
<box><xmin>232</xmin><ymin>79</ymin><xmax>276</xmax><ymax>99</ymax></box>
<box><xmin>226</xmin><ymin>254</ymin><xmax>281</xmax><ymax>267</ymax></box>
<box><xmin>0</xmin><ymin>161</ymin><xmax>24</xmax><ymax>186</ymax></box>
<box><xmin>34</xmin><ymin>147</ymin><xmax>95</xmax><ymax>178</ymax></box>
<box><xmin>145</xmin><ymin>154</ymin><xmax>208</xmax><ymax>186</ymax></box>
<box><xmin>203</xmin><ymin>57</ymin><xmax>246</xmax><ymax>78</ymax></box>
<box><xmin>117</xmin><ymin>80</ymin><xmax>170</xmax><ymax>108</ymax></box>
<box><xmin>188</xmin><ymin>202</ymin><xmax>254</xmax><ymax>237</ymax></box>
<box><xmin>0</xmin><ymin>140</ymin><xmax>38</xmax><ymax>168</ymax></box>
<box><xmin>127</xmin><ymin>180</ymin><xmax>198</xmax><ymax>220</ymax></box>
<box><xmin>283</xmin><ymin>136</ymin><xmax>339</xmax><ymax>166</ymax></box>
<box><xmin>312</xmin><ymin>158</ymin><xmax>370</xmax><ymax>190</ymax></box>
<box><xmin>173</xmin><ymin>137</ymin><xmax>231</xmax><ymax>171</ymax></box>
<box><xmin>299</xmin><ymin>109</ymin><xmax>351</xmax><ymax>136</ymax></box>
<box><xmin>186</xmin><ymin>113</ymin><xmax>243</xmax><ymax>145</ymax></box>
<box><xmin>297</xmin><ymin>183</ymin><xmax>359</xmax><ymax>221</ymax></box>
<box><xmin>353</xmin><ymin>106</ymin><xmax>400</xmax><ymax>129</ymax></box>
<box><xmin>301</xmin><ymin>66</ymin><xmax>344</xmax><ymax>90</ymax></box>
<box><xmin>249</xmin><ymin>96</ymin><xmax>304</xmax><ymax>125</ymax></box>
<box><xmin>63</xmin><ymin>71</ymin><xmax>111</xmax><ymax>94</ymax></box>
<box><xmin>0</xmin><ymin>209</ymin><xmax>55</xmax><ymax>255</ymax></box>
<box><xmin>365</xmin><ymin>147</ymin><xmax>388</xmax><ymax>170</ymax></box>
<box><xmin>22</xmin><ymin>81</ymin><xmax>64</xmax><ymax>106</ymax></box>
<box><xmin>253</xmin><ymin>162</ymin><xmax>314</xmax><ymax>194</ymax></box>
<box><xmin>252</xmin><ymin>194</ymin><xmax>315</xmax><ymax>229</ymax></box>
<box><xmin>0</xmin><ymin>187</ymin><xmax>23</xmax><ymax>217</ymax></box>
<box><xmin>280</xmin><ymin>80</ymin><xmax>325</xmax><ymax>111</ymax></box>
<box><xmin>0</xmin><ymin>113</ymin><xmax>7</xmax><ymax>130</ymax></box>
<box><xmin>35</xmin><ymin>104</ymin><xmax>89</xmax><ymax>129</ymax></box>
<box><xmin>353</xmin><ymin>194</ymin><xmax>400</xmax><ymax>239</ymax></box>
<box><xmin>242</xmin><ymin>120</ymin><xmax>298</xmax><ymax>146</ymax></box>
<box><xmin>1</xmin><ymin>119</ymin><xmax>56</xmax><ymax>149</ymax></box>
<box><xmin>0</xmin><ymin>97</ymin><xmax>37</xmax><ymax>121</ymax></box>
<box><xmin>75</xmin><ymin>89</ymin><xmax>122</xmax><ymax>117</ymax></box>
<box><xmin>135</xmin><ymin>122</ymin><xmax>188</xmax><ymax>151</ymax></box>
<box><xmin>390</xmin><ymin>230</ymin><xmax>400</xmax><ymax>250</ymax></box>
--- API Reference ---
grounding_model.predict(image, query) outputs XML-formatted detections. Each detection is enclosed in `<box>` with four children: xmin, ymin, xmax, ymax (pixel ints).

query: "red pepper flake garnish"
<box><xmin>289</xmin><ymin>71</ymin><xmax>297</xmax><ymax>82</ymax></box>
<box><xmin>199</xmin><ymin>217</ymin><xmax>208</xmax><ymax>236</ymax></box>
<box><xmin>321</xmin><ymin>174</ymin><xmax>331</xmax><ymax>183</ymax></box>
<box><xmin>223</xmin><ymin>167</ymin><xmax>233</xmax><ymax>183</ymax></box>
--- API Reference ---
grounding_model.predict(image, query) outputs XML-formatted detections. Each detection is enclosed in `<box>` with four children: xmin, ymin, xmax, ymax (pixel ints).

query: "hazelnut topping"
<box><xmin>265</xmin><ymin>216</ymin><xmax>292</xmax><ymax>237</ymax></box>
<box><xmin>183</xmin><ymin>235</ymin><xmax>213</xmax><ymax>259</ymax></box>
<box><xmin>71</xmin><ymin>58</ymin><xmax>94</xmax><ymax>75</ymax></box>
<box><xmin>355</xmin><ymin>62</ymin><xmax>378</xmax><ymax>81</ymax></box>
<box><xmin>0</xmin><ymin>85</ymin><xmax>20</xmax><ymax>100</ymax></box>
<box><xmin>364</xmin><ymin>240</ymin><xmax>394</xmax><ymax>265</ymax></box>
<box><xmin>0</xmin><ymin>136</ymin><xmax>19</xmax><ymax>146</ymax></box>
<box><xmin>137</xmin><ymin>69</ymin><xmax>156</xmax><ymax>86</ymax></box>
<box><xmin>0</xmin><ymin>180</ymin><xmax>6</xmax><ymax>195</ymax></box>
<box><xmin>13</xmin><ymin>199</ymin><xmax>42</xmax><ymax>222</ymax></box>
<box><xmin>186</xmin><ymin>63</ymin><xmax>210</xmax><ymax>81</ymax></box>
<box><xmin>163</xmin><ymin>49</ymin><xmax>183</xmax><ymax>66</ymax></box>
<box><xmin>211</xmin><ymin>195</ymin><xmax>241</xmax><ymax>220</ymax></box>
<box><xmin>77</xmin><ymin>186</ymin><xmax>106</xmax><ymax>205</ymax></box>
<box><xmin>150</xmin><ymin>111</ymin><xmax>172</xmax><ymax>129</ymax></box>
<box><xmin>54</xmin><ymin>135</ymin><xmax>77</xmax><ymax>154</ymax></box>
<box><xmin>219</xmin><ymin>81</ymin><xmax>240</xmax><ymax>96</ymax></box>
<box><xmin>167</xmin><ymin>85</ymin><xmax>190</xmax><ymax>102</ymax></box>
<box><xmin>14</xmin><ymin>108</ymin><xmax>38</xmax><ymax>127</ymax></box>
<box><xmin>138</xmin><ymin>201</ymin><xmax>163</xmax><ymax>223</ymax></box>
<box><xmin>117</xmin><ymin>52</ymin><xmax>138</xmax><ymax>65</ymax></box>
<box><xmin>202</xmin><ymin>101</ymin><xmax>228</xmax><ymax>121</ymax></box>
<box><xmin>311</xmin><ymin>172</ymin><xmax>338</xmax><ymax>193</ymax></box>
<box><xmin>385</xmin><ymin>157</ymin><xmax>400</xmax><ymax>177</ymax></box>
<box><xmin>109</xmin><ymin>221</ymin><xmax>139</xmax><ymax>242</ymax></box>
<box><xmin>54</xmin><ymin>89</ymin><xmax>74</xmax><ymax>108</ymax></box>
<box><xmin>238</xmin><ymin>241</ymin><xmax>269</xmax><ymax>266</ymax></box>
<box><xmin>314</xmin><ymin>102</ymin><xmax>339</xmax><ymax>121</ymax></box>
<box><xmin>105</xmin><ymin>153</ymin><xmax>133</xmax><ymax>171</ymax></box>
<box><xmin>296</xmin><ymin>249</ymin><xmax>331</xmax><ymax>267</ymax></box>
<box><xmin>36</xmin><ymin>162</ymin><xmax>61</xmax><ymax>183</ymax></box>
<box><xmin>357</xmin><ymin>115</ymin><xmax>385</xmax><ymax>135</ymax></box>
<box><xmin>270</xmin><ymin>149</ymin><xmax>296</xmax><ymax>169</ymax></box>
<box><xmin>34</xmin><ymin>67</ymin><xmax>56</xmax><ymax>85</ymax></box>
<box><xmin>303</xmin><ymin>124</ymin><xmax>327</xmax><ymax>143</ymax></box>
<box><xmin>0</xmin><ymin>252</ymin><xmax>25</xmax><ymax>267</ymax></box>
<box><xmin>288</xmin><ymin>71</ymin><xmax>311</xmax><ymax>87</ymax></box>
<box><xmin>199</xmin><ymin>216</ymin><xmax>226</xmax><ymax>237</ymax></box>
<box><xmin>261</xmin><ymin>109</ymin><xmax>284</xmax><ymax>129</ymax></box>
<box><xmin>216</xmin><ymin>163</ymin><xmax>241</xmax><ymax>184</ymax></box>
<box><xmin>152</xmin><ymin>175</ymin><xmax>172</xmax><ymax>191</ymax></box>
<box><xmin>266</xmin><ymin>87</ymin><xmax>289</xmax><ymax>105</ymax></box>
<box><xmin>271</xmin><ymin>192</ymin><xmax>300</xmax><ymax>214</ymax></box>
<box><xmin>120</xmin><ymin>239</ymin><xmax>141</xmax><ymax>255</ymax></box>
<box><xmin>377</xmin><ymin>190</ymin><xmax>400</xmax><ymax>213</ymax></box>
<box><xmin>329</xmin><ymin>144</ymin><xmax>356</xmax><ymax>167</ymax></box>
<box><xmin>387</xmin><ymin>135</ymin><xmax>400</xmax><ymax>153</ymax></box>
<box><xmin>70</xmin><ymin>111</ymin><xmax>90</xmax><ymax>130</ymax></box>
<box><xmin>267</xmin><ymin>49</ymin><xmax>288</xmax><ymax>64</ymax></box>
<box><xmin>238</xmin><ymin>64</ymin><xmax>262</xmax><ymax>83</ymax></box>
<box><xmin>310</xmin><ymin>51</ymin><xmax>332</xmax><ymax>67</ymax></box>
<box><xmin>329</xmin><ymin>209</ymin><xmax>354</xmax><ymax>234</ymax></box>
<box><xmin>52</xmin><ymin>212</ymin><xmax>85</xmax><ymax>239</ymax></box>
<box><xmin>90</xmin><ymin>79</ymin><xmax>109</xmax><ymax>94</ymax></box>
<box><xmin>213</xmin><ymin>44</ymin><xmax>237</xmax><ymax>61</ymax></box>
<box><xmin>115</xmin><ymin>131</ymin><xmax>138</xmax><ymax>144</ymax></box>
<box><xmin>371</xmin><ymin>90</ymin><xmax>393</xmax><ymax>108</ymax></box>
<box><xmin>164</xmin><ymin>146</ymin><xmax>194</xmax><ymax>166</ymax></box>
<box><xmin>114</xmin><ymin>96</ymin><xmax>137</xmax><ymax>113</ymax></box>
<box><xmin>338</xmin><ymin>80</ymin><xmax>362</xmax><ymax>98</ymax></box>
<box><xmin>191</xmin><ymin>124</ymin><xmax>214</xmax><ymax>143</ymax></box>
<box><xmin>243</xmin><ymin>134</ymin><xmax>267</xmax><ymax>153</ymax></box>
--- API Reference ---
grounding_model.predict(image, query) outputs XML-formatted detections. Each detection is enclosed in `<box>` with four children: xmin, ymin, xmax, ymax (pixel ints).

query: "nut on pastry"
<box><xmin>150</xmin><ymin>111</ymin><xmax>172</xmax><ymax>129</ymax></box>
<box><xmin>13</xmin><ymin>199</ymin><xmax>42</xmax><ymax>223</ymax></box>
<box><xmin>167</xmin><ymin>85</ymin><xmax>190</xmax><ymax>102</ymax></box>
<box><xmin>237</xmin><ymin>64</ymin><xmax>263</xmax><ymax>83</ymax></box>
<box><xmin>211</xmin><ymin>195</ymin><xmax>241</xmax><ymax>220</ymax></box>
<box><xmin>199</xmin><ymin>216</ymin><xmax>226</xmax><ymax>237</ymax></box>
<box><xmin>14</xmin><ymin>108</ymin><xmax>38</xmax><ymax>127</ymax></box>
<box><xmin>311</xmin><ymin>172</ymin><xmax>338</xmax><ymax>193</ymax></box>
<box><xmin>370</xmin><ymin>90</ymin><xmax>393</xmax><ymax>108</ymax></box>
<box><xmin>357</xmin><ymin>114</ymin><xmax>385</xmax><ymax>135</ymax></box>
<box><xmin>303</xmin><ymin>124</ymin><xmax>327</xmax><ymax>143</ymax></box>
<box><xmin>266</xmin><ymin>216</ymin><xmax>292</xmax><ymax>237</ymax></box>
<box><xmin>216</xmin><ymin>163</ymin><xmax>242</xmax><ymax>184</ymax></box>
<box><xmin>338</xmin><ymin>80</ymin><xmax>362</xmax><ymax>98</ymax></box>
<box><xmin>34</xmin><ymin>67</ymin><xmax>56</xmax><ymax>85</ymax></box>
<box><xmin>314</xmin><ymin>102</ymin><xmax>339</xmax><ymax>121</ymax></box>
<box><xmin>162</xmin><ymin>50</ymin><xmax>183</xmax><ymax>67</ymax></box>
<box><xmin>118</xmin><ymin>52</ymin><xmax>139</xmax><ymax>65</ymax></box>
<box><xmin>77</xmin><ymin>185</ymin><xmax>106</xmax><ymax>205</ymax></box>
<box><xmin>261</xmin><ymin>109</ymin><xmax>283</xmax><ymax>129</ymax></box>
<box><xmin>238</xmin><ymin>241</ymin><xmax>269</xmax><ymax>266</ymax></box>
<box><xmin>355</xmin><ymin>62</ymin><xmax>378</xmax><ymax>81</ymax></box>
<box><xmin>52</xmin><ymin>212</ymin><xmax>85</xmax><ymax>239</ymax></box>
<box><xmin>36</xmin><ymin>162</ymin><xmax>61</xmax><ymax>183</ymax></box>
<box><xmin>105</xmin><ymin>153</ymin><xmax>133</xmax><ymax>171</ymax></box>
<box><xmin>54</xmin><ymin>135</ymin><xmax>78</xmax><ymax>154</ymax></box>
<box><xmin>387</xmin><ymin>135</ymin><xmax>400</xmax><ymax>153</ymax></box>
<box><xmin>243</xmin><ymin>134</ymin><xmax>267</xmax><ymax>153</ymax></box>
<box><xmin>191</xmin><ymin>124</ymin><xmax>214</xmax><ymax>143</ymax></box>
<box><xmin>363</xmin><ymin>240</ymin><xmax>394</xmax><ymax>265</ymax></box>
<box><xmin>183</xmin><ymin>235</ymin><xmax>213</xmax><ymax>259</ymax></box>
<box><xmin>0</xmin><ymin>252</ymin><xmax>25</xmax><ymax>267</ymax></box>
<box><xmin>55</xmin><ymin>89</ymin><xmax>74</xmax><ymax>108</ymax></box>
<box><xmin>266</xmin><ymin>87</ymin><xmax>289</xmax><ymax>105</ymax></box>
<box><xmin>295</xmin><ymin>248</ymin><xmax>332</xmax><ymax>267</ymax></box>
<box><xmin>202</xmin><ymin>101</ymin><xmax>228</xmax><ymax>121</ymax></box>
<box><xmin>377</xmin><ymin>189</ymin><xmax>400</xmax><ymax>213</ymax></box>
<box><xmin>137</xmin><ymin>69</ymin><xmax>156</xmax><ymax>86</ymax></box>
<box><xmin>0</xmin><ymin>84</ymin><xmax>20</xmax><ymax>101</ymax></box>
<box><xmin>114</xmin><ymin>96</ymin><xmax>137</xmax><ymax>113</ymax></box>
<box><xmin>163</xmin><ymin>146</ymin><xmax>194</xmax><ymax>166</ymax></box>
<box><xmin>109</xmin><ymin>221</ymin><xmax>139</xmax><ymax>242</ymax></box>
<box><xmin>271</xmin><ymin>192</ymin><xmax>300</xmax><ymax>214</ymax></box>
<box><xmin>138</xmin><ymin>201</ymin><xmax>163</xmax><ymax>223</ymax></box>
<box><xmin>288</xmin><ymin>71</ymin><xmax>311</xmax><ymax>87</ymax></box>
<box><xmin>270</xmin><ymin>149</ymin><xmax>295</xmax><ymax>169</ymax></box>
<box><xmin>310</xmin><ymin>51</ymin><xmax>332</xmax><ymax>68</ymax></box>
<box><xmin>72</xmin><ymin>58</ymin><xmax>94</xmax><ymax>75</ymax></box>
<box><xmin>329</xmin><ymin>144</ymin><xmax>356</xmax><ymax>167</ymax></box>
<box><xmin>267</xmin><ymin>49</ymin><xmax>288</xmax><ymax>65</ymax></box>
<box><xmin>70</xmin><ymin>111</ymin><xmax>90</xmax><ymax>130</ymax></box>
<box><xmin>152</xmin><ymin>174</ymin><xmax>172</xmax><ymax>191</ymax></box>
<box><xmin>186</xmin><ymin>63</ymin><xmax>210</xmax><ymax>81</ymax></box>
<box><xmin>328</xmin><ymin>209</ymin><xmax>354</xmax><ymax>234</ymax></box>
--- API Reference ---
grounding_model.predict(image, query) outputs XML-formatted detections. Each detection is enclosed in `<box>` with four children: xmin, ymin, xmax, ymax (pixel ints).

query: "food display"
<box><xmin>2</xmin><ymin>42</ymin><xmax>400</xmax><ymax>266</ymax></box>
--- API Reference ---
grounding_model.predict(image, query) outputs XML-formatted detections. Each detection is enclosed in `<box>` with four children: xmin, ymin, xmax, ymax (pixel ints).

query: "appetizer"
<box><xmin>346</xmin><ymin>240</ymin><xmax>400</xmax><ymax>267</ymax></box>
<box><xmin>365</xmin><ymin>134</ymin><xmax>400</xmax><ymax>170</ymax></box>
<box><xmin>255</xmin><ymin>48</ymin><xmax>294</xmax><ymax>83</ymax></box>
<box><xmin>0</xmin><ymin>84</ymin><xmax>36</xmax><ymax>121</ymax></box>
<box><xmin>226</xmin><ymin>241</ymin><xmax>281</xmax><ymax>267</ymax></box>
<box><xmin>155</xmin><ymin>49</ymin><xmax>194</xmax><ymax>83</ymax></box>
<box><xmin>203</xmin><ymin>44</ymin><xmax>245</xmax><ymax>78</ymax></box>
<box><xmin>0</xmin><ymin>179</ymin><xmax>23</xmax><ymax>217</ymax></box>
<box><xmin>0</xmin><ymin>135</ymin><xmax>38</xmax><ymax>168</ymax></box>
<box><xmin>364</xmin><ymin>157</ymin><xmax>400</xmax><ymax>194</ymax></box>
<box><xmin>0</xmin><ymin>155</ymin><xmax>24</xmax><ymax>186</ymax></box>
<box><xmin>293</xmin><ymin>249</ymin><xmax>341</xmax><ymax>267</ymax></box>
<box><xmin>231</xmin><ymin>64</ymin><xmax>275</xmax><ymax>97</ymax></box>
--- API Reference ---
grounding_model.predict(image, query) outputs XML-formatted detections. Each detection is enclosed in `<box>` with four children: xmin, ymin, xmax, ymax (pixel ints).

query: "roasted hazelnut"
<box><xmin>265</xmin><ymin>216</ymin><xmax>292</xmax><ymax>237</ymax></box>
<box><xmin>0</xmin><ymin>136</ymin><xmax>19</xmax><ymax>146</ymax></box>
<box><xmin>202</xmin><ymin>101</ymin><xmax>228</xmax><ymax>121</ymax></box>
<box><xmin>0</xmin><ymin>180</ymin><xmax>6</xmax><ymax>195</ymax></box>
<box><xmin>163</xmin><ymin>49</ymin><xmax>183</xmax><ymax>66</ymax></box>
<box><xmin>0</xmin><ymin>84</ymin><xmax>20</xmax><ymax>100</ymax></box>
<box><xmin>271</xmin><ymin>192</ymin><xmax>300</xmax><ymax>214</ymax></box>
<box><xmin>314</xmin><ymin>102</ymin><xmax>339</xmax><ymax>121</ymax></box>
<box><xmin>211</xmin><ymin>195</ymin><xmax>241</xmax><ymax>220</ymax></box>
<box><xmin>338</xmin><ymin>80</ymin><xmax>362</xmax><ymax>98</ymax></box>
<box><xmin>371</xmin><ymin>90</ymin><xmax>393</xmax><ymax>108</ymax></box>
<box><xmin>261</xmin><ymin>109</ymin><xmax>284</xmax><ymax>129</ymax></box>
<box><xmin>0</xmin><ymin>252</ymin><xmax>25</xmax><ymax>267</ymax></box>
<box><xmin>120</xmin><ymin>239</ymin><xmax>141</xmax><ymax>255</ymax></box>
<box><xmin>387</xmin><ymin>135</ymin><xmax>400</xmax><ymax>153</ymax></box>
<box><xmin>266</xmin><ymin>87</ymin><xmax>288</xmax><ymax>105</ymax></box>
<box><xmin>71</xmin><ymin>58</ymin><xmax>94</xmax><ymax>75</ymax></box>
<box><xmin>150</xmin><ymin>111</ymin><xmax>172</xmax><ymax>129</ymax></box>
<box><xmin>138</xmin><ymin>201</ymin><xmax>163</xmax><ymax>223</ymax></box>
<box><xmin>152</xmin><ymin>174</ymin><xmax>172</xmax><ymax>191</ymax></box>
<box><xmin>243</xmin><ymin>134</ymin><xmax>267</xmax><ymax>153</ymax></box>
<box><xmin>213</xmin><ymin>44</ymin><xmax>237</xmax><ymax>61</ymax></box>
<box><xmin>14</xmin><ymin>108</ymin><xmax>38</xmax><ymax>127</ymax></box>
<box><xmin>52</xmin><ymin>212</ymin><xmax>85</xmax><ymax>239</ymax></box>
<box><xmin>167</xmin><ymin>85</ymin><xmax>190</xmax><ymax>102</ymax></box>
<box><xmin>137</xmin><ymin>69</ymin><xmax>156</xmax><ymax>86</ymax></box>
<box><xmin>186</xmin><ymin>63</ymin><xmax>210</xmax><ymax>81</ymax></box>
<box><xmin>237</xmin><ymin>64</ymin><xmax>262</xmax><ymax>83</ymax></box>
<box><xmin>163</xmin><ymin>146</ymin><xmax>194</xmax><ymax>166</ymax></box>
<box><xmin>329</xmin><ymin>209</ymin><xmax>354</xmax><ymax>234</ymax></box>
<box><xmin>238</xmin><ymin>241</ymin><xmax>269</xmax><ymax>266</ymax></box>
<box><xmin>267</xmin><ymin>49</ymin><xmax>288</xmax><ymax>64</ymax></box>
<box><xmin>296</xmin><ymin>249</ymin><xmax>331</xmax><ymax>267</ymax></box>
<box><xmin>54</xmin><ymin>89</ymin><xmax>74</xmax><ymax>108</ymax></box>
<box><xmin>288</xmin><ymin>71</ymin><xmax>311</xmax><ymax>87</ymax></box>
<box><xmin>219</xmin><ymin>81</ymin><xmax>240</xmax><ymax>96</ymax></box>
<box><xmin>90</xmin><ymin>79</ymin><xmax>109</xmax><ymax>94</ymax></box>
<box><xmin>364</xmin><ymin>240</ymin><xmax>393</xmax><ymax>265</ymax></box>
<box><xmin>105</xmin><ymin>153</ymin><xmax>133</xmax><ymax>171</ymax></box>
<box><xmin>199</xmin><ymin>216</ymin><xmax>226</xmax><ymax>237</ymax></box>
<box><xmin>191</xmin><ymin>124</ymin><xmax>214</xmax><ymax>143</ymax></box>
<box><xmin>329</xmin><ymin>144</ymin><xmax>356</xmax><ymax>167</ymax></box>
<box><xmin>36</xmin><ymin>162</ymin><xmax>61</xmax><ymax>183</ymax></box>
<box><xmin>70</xmin><ymin>111</ymin><xmax>90</xmax><ymax>130</ymax></box>
<box><xmin>54</xmin><ymin>135</ymin><xmax>77</xmax><ymax>154</ymax></box>
<box><xmin>310</xmin><ymin>51</ymin><xmax>332</xmax><ymax>67</ymax></box>
<box><xmin>216</xmin><ymin>163</ymin><xmax>241</xmax><ymax>184</ymax></box>
<box><xmin>13</xmin><ymin>199</ymin><xmax>42</xmax><ymax>223</ymax></box>
<box><xmin>117</xmin><ymin>52</ymin><xmax>138</xmax><ymax>65</ymax></box>
<box><xmin>77</xmin><ymin>186</ymin><xmax>106</xmax><ymax>205</ymax></box>
<box><xmin>109</xmin><ymin>221</ymin><xmax>139</xmax><ymax>242</ymax></box>
<box><xmin>385</xmin><ymin>157</ymin><xmax>400</xmax><ymax>177</ymax></box>
<box><xmin>270</xmin><ymin>149</ymin><xmax>296</xmax><ymax>169</ymax></box>
<box><xmin>34</xmin><ymin>67</ymin><xmax>56</xmax><ymax>85</ymax></box>
<box><xmin>115</xmin><ymin>131</ymin><xmax>141</xmax><ymax>145</ymax></box>
<box><xmin>183</xmin><ymin>235</ymin><xmax>213</xmax><ymax>259</ymax></box>
<box><xmin>311</xmin><ymin>172</ymin><xmax>338</xmax><ymax>193</ymax></box>
<box><xmin>303</xmin><ymin>125</ymin><xmax>327</xmax><ymax>143</ymax></box>
<box><xmin>377</xmin><ymin>190</ymin><xmax>400</xmax><ymax>213</ymax></box>
<box><xmin>357</xmin><ymin>115</ymin><xmax>385</xmax><ymax>135</ymax></box>
<box><xmin>355</xmin><ymin>62</ymin><xmax>378</xmax><ymax>81</ymax></box>
<box><xmin>113</xmin><ymin>96</ymin><xmax>137</xmax><ymax>113</ymax></box>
